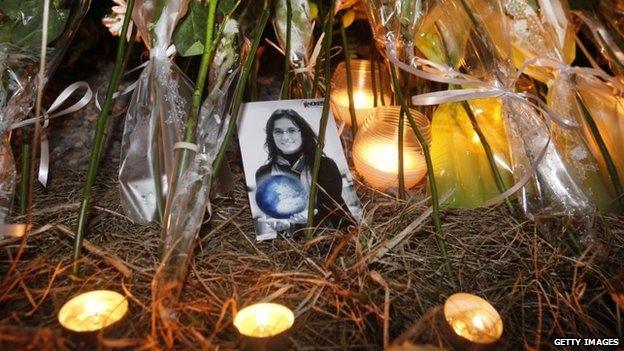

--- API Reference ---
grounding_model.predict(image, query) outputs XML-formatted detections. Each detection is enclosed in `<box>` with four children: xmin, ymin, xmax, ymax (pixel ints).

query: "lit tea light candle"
<box><xmin>352</xmin><ymin>106</ymin><xmax>431</xmax><ymax>189</ymax></box>
<box><xmin>444</xmin><ymin>293</ymin><xmax>503</xmax><ymax>344</ymax></box>
<box><xmin>330</xmin><ymin>59</ymin><xmax>391</xmax><ymax>126</ymax></box>
<box><xmin>58</xmin><ymin>290</ymin><xmax>128</xmax><ymax>332</ymax></box>
<box><xmin>233</xmin><ymin>302</ymin><xmax>294</xmax><ymax>338</ymax></box>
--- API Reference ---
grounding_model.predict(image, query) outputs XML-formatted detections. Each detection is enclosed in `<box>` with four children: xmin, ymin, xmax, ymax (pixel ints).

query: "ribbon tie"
<box><xmin>10</xmin><ymin>81</ymin><xmax>93</xmax><ymax>187</ymax></box>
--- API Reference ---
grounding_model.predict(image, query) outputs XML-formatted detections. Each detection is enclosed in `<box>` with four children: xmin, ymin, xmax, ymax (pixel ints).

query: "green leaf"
<box><xmin>0</xmin><ymin>21</ymin><xmax>16</xmax><ymax>43</ymax></box>
<box><xmin>1</xmin><ymin>0</ymin><xmax>69</xmax><ymax>49</ymax></box>
<box><xmin>173</xmin><ymin>1</ymin><xmax>209</xmax><ymax>57</ymax></box>
<box><xmin>12</xmin><ymin>8</ymin><xmax>69</xmax><ymax>48</ymax></box>
<box><xmin>0</xmin><ymin>0</ymin><xmax>24</xmax><ymax>19</ymax></box>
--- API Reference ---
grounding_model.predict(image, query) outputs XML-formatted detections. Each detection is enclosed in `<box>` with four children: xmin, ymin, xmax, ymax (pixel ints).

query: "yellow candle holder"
<box><xmin>352</xmin><ymin>106</ymin><xmax>431</xmax><ymax>190</ymax></box>
<box><xmin>330</xmin><ymin>59</ymin><xmax>391</xmax><ymax>126</ymax></box>
<box><xmin>234</xmin><ymin>302</ymin><xmax>295</xmax><ymax>351</ymax></box>
<box><xmin>58</xmin><ymin>290</ymin><xmax>128</xmax><ymax>333</ymax></box>
<box><xmin>234</xmin><ymin>302</ymin><xmax>294</xmax><ymax>337</ymax></box>
<box><xmin>443</xmin><ymin>293</ymin><xmax>503</xmax><ymax>345</ymax></box>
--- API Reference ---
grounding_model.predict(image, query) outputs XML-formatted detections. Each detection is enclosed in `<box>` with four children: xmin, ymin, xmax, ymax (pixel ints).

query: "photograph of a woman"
<box><xmin>238</xmin><ymin>100</ymin><xmax>362</xmax><ymax>241</ymax></box>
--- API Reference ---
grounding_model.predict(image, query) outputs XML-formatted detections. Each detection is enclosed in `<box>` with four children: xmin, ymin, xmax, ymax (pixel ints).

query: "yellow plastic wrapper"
<box><xmin>412</xmin><ymin>2</ymin><xmax>513</xmax><ymax>208</ymax></box>
<box><xmin>413</xmin><ymin>1</ymin><xmax>470</xmax><ymax>69</ymax></box>
<box><xmin>501</xmin><ymin>0</ymin><xmax>575</xmax><ymax>83</ymax></box>
<box><xmin>431</xmin><ymin>98</ymin><xmax>514</xmax><ymax>208</ymax></box>
<box><xmin>548</xmin><ymin>75</ymin><xmax>624</xmax><ymax>212</ymax></box>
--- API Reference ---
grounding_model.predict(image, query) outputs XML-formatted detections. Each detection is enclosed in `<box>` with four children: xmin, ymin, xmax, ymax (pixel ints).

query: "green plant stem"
<box><xmin>312</xmin><ymin>7</ymin><xmax>334</xmax><ymax>96</ymax></box>
<box><xmin>281</xmin><ymin>0</ymin><xmax>293</xmax><ymax>99</ymax></box>
<box><xmin>184</xmin><ymin>0</ymin><xmax>219</xmax><ymax>155</ymax></box>
<box><xmin>371</xmin><ymin>48</ymin><xmax>378</xmax><ymax>108</ymax></box>
<box><xmin>73</xmin><ymin>0</ymin><xmax>136</xmax><ymax>275</ymax></box>
<box><xmin>378</xmin><ymin>60</ymin><xmax>387</xmax><ymax>105</ymax></box>
<box><xmin>203</xmin><ymin>0</ymin><xmax>242</xmax><ymax>96</ymax></box>
<box><xmin>306</xmin><ymin>0</ymin><xmax>335</xmax><ymax>240</ymax></box>
<box><xmin>398</xmin><ymin>107</ymin><xmax>405</xmax><ymax>199</ymax></box>
<box><xmin>161</xmin><ymin>0</ymin><xmax>219</xmax><ymax>248</ymax></box>
<box><xmin>19</xmin><ymin>130</ymin><xmax>30</xmax><ymax>216</ymax></box>
<box><xmin>565</xmin><ymin>225</ymin><xmax>583</xmax><ymax>256</ymax></box>
<box><xmin>250</xmin><ymin>53</ymin><xmax>260</xmax><ymax>101</ymax></box>
<box><xmin>212</xmin><ymin>5</ymin><xmax>271</xmax><ymax>176</ymax></box>
<box><xmin>339</xmin><ymin>15</ymin><xmax>358</xmax><ymax>133</ymax></box>
<box><xmin>457</xmin><ymin>0</ymin><xmax>504</xmax><ymax>67</ymax></box>
<box><xmin>297</xmin><ymin>71</ymin><xmax>312</xmax><ymax>98</ymax></box>
<box><xmin>460</xmin><ymin>100</ymin><xmax>516</xmax><ymax>215</ymax></box>
<box><xmin>573</xmin><ymin>80</ymin><xmax>624</xmax><ymax>211</ymax></box>
<box><xmin>390</xmin><ymin>66</ymin><xmax>453</xmax><ymax>280</ymax></box>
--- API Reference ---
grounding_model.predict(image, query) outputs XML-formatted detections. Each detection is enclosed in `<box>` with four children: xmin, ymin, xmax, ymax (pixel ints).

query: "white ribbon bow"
<box><xmin>10</xmin><ymin>81</ymin><xmax>93</xmax><ymax>187</ymax></box>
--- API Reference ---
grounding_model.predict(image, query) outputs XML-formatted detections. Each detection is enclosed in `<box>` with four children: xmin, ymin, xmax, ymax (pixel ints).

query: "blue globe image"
<box><xmin>255</xmin><ymin>174</ymin><xmax>308</xmax><ymax>219</ymax></box>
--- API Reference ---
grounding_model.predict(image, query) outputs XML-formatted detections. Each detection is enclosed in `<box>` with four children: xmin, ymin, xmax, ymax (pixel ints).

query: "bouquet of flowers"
<box><xmin>0</xmin><ymin>0</ymin><xmax>90</xmax><ymax>222</ymax></box>
<box><xmin>366</xmin><ymin>0</ymin><xmax>598</xmax><ymax>234</ymax></box>
<box><xmin>364</xmin><ymin>0</ymin><xmax>514</xmax><ymax>209</ymax></box>
<box><xmin>152</xmin><ymin>1</ymin><xmax>270</xmax><ymax>298</ymax></box>
<box><xmin>118</xmin><ymin>0</ymin><xmax>192</xmax><ymax>223</ymax></box>
<box><xmin>499</xmin><ymin>0</ymin><xmax>624</xmax><ymax>212</ymax></box>
<box><xmin>157</xmin><ymin>18</ymin><xmax>241</xmax><ymax>293</ymax></box>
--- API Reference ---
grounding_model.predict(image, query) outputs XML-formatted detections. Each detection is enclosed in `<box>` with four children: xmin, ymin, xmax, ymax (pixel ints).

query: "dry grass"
<box><xmin>1</xmin><ymin>160</ymin><xmax>623</xmax><ymax>350</ymax></box>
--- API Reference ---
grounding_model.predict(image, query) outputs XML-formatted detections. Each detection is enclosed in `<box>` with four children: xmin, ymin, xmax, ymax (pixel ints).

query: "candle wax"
<box><xmin>58</xmin><ymin>290</ymin><xmax>128</xmax><ymax>332</ymax></box>
<box><xmin>234</xmin><ymin>303</ymin><xmax>294</xmax><ymax>338</ymax></box>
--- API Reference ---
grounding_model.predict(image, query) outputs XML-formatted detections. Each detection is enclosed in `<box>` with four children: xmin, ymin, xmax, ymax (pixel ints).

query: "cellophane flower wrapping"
<box><xmin>430</xmin><ymin>98</ymin><xmax>514</xmax><ymax>208</ymax></box>
<box><xmin>415</xmin><ymin>0</ymin><xmax>515</xmax><ymax>208</ymax></box>
<box><xmin>273</xmin><ymin>0</ymin><xmax>314</xmax><ymax>71</ymax></box>
<box><xmin>118</xmin><ymin>0</ymin><xmax>191</xmax><ymax>224</ymax></box>
<box><xmin>502</xmin><ymin>0</ymin><xmax>575</xmax><ymax>83</ymax></box>
<box><xmin>364</xmin><ymin>0</ymin><xmax>514</xmax><ymax>209</ymax></box>
<box><xmin>547</xmin><ymin>71</ymin><xmax>623</xmax><ymax>213</ymax></box>
<box><xmin>589</xmin><ymin>0</ymin><xmax>624</xmax><ymax>75</ymax></box>
<box><xmin>502</xmin><ymin>0</ymin><xmax>623</xmax><ymax>213</ymax></box>
<box><xmin>156</xmin><ymin>19</ymin><xmax>241</xmax><ymax>296</ymax></box>
<box><xmin>454</xmin><ymin>0</ymin><xmax>596</xmax><ymax>229</ymax></box>
<box><xmin>0</xmin><ymin>0</ymin><xmax>90</xmax><ymax>223</ymax></box>
<box><xmin>365</xmin><ymin>0</ymin><xmax>597</xmax><ymax>234</ymax></box>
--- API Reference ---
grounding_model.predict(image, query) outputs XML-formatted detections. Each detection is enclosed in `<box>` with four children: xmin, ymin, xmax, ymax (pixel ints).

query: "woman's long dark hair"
<box><xmin>265</xmin><ymin>109</ymin><xmax>320</xmax><ymax>167</ymax></box>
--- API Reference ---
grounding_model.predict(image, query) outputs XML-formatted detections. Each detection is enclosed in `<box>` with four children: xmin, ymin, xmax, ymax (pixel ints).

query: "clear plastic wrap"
<box><xmin>156</xmin><ymin>19</ymin><xmax>240</xmax><ymax>295</ymax></box>
<box><xmin>500</xmin><ymin>1</ymin><xmax>623</xmax><ymax>213</ymax></box>
<box><xmin>430</xmin><ymin>98</ymin><xmax>514</xmax><ymax>208</ymax></box>
<box><xmin>501</xmin><ymin>0</ymin><xmax>575</xmax><ymax>83</ymax></box>
<box><xmin>118</xmin><ymin>0</ymin><xmax>191</xmax><ymax>223</ymax></box>
<box><xmin>364</xmin><ymin>0</ymin><xmax>514</xmax><ymax>209</ymax></box>
<box><xmin>365</xmin><ymin>0</ymin><xmax>597</xmax><ymax>230</ymax></box>
<box><xmin>547</xmin><ymin>69</ymin><xmax>623</xmax><ymax>212</ymax></box>
<box><xmin>583</xmin><ymin>1</ymin><xmax>624</xmax><ymax>76</ymax></box>
<box><xmin>273</xmin><ymin>0</ymin><xmax>314</xmax><ymax>72</ymax></box>
<box><xmin>0</xmin><ymin>0</ymin><xmax>90</xmax><ymax>222</ymax></box>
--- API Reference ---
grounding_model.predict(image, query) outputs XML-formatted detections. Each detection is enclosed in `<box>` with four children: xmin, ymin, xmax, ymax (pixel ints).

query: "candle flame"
<box><xmin>472</xmin><ymin>314</ymin><xmax>485</xmax><ymax>331</ymax></box>
<box><xmin>58</xmin><ymin>290</ymin><xmax>128</xmax><ymax>332</ymax></box>
<box><xmin>353</xmin><ymin>90</ymin><xmax>372</xmax><ymax>108</ymax></box>
<box><xmin>256</xmin><ymin>307</ymin><xmax>270</xmax><ymax>327</ymax></box>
